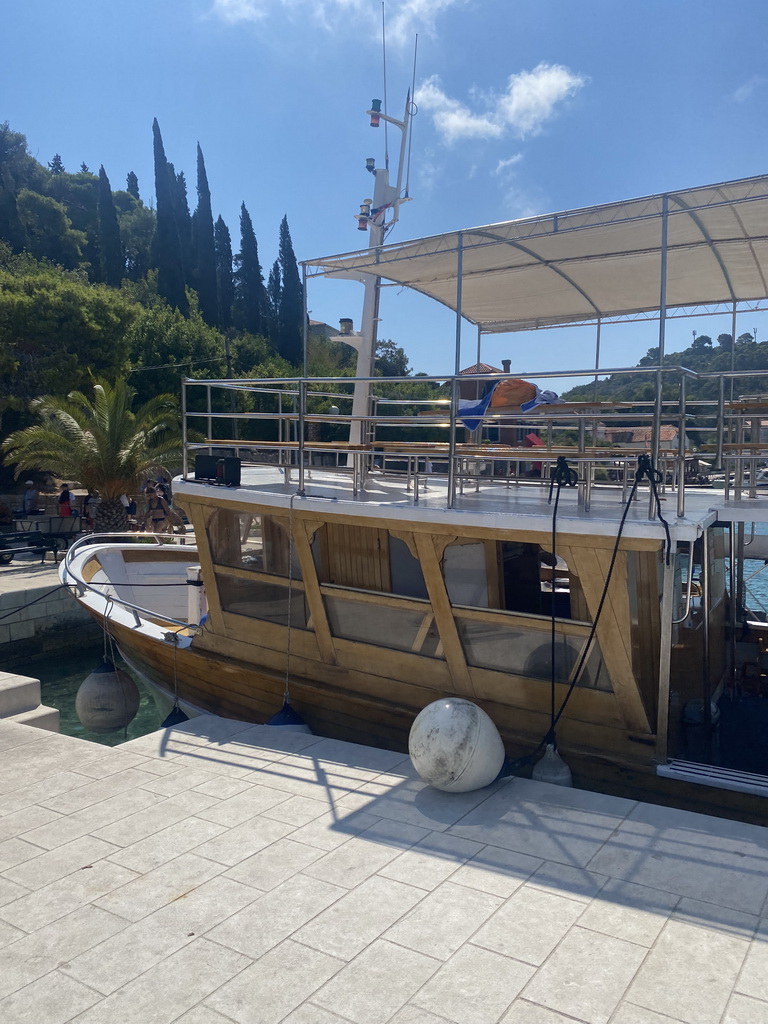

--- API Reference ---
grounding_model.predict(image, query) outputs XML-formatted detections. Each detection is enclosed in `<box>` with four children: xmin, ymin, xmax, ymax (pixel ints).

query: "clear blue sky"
<box><xmin>4</xmin><ymin>0</ymin><xmax>768</xmax><ymax>389</ymax></box>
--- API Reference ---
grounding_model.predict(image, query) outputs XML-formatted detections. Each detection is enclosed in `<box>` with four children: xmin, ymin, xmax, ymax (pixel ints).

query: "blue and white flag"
<box><xmin>458</xmin><ymin>384</ymin><xmax>497</xmax><ymax>430</ymax></box>
<box><xmin>521</xmin><ymin>388</ymin><xmax>561</xmax><ymax>412</ymax></box>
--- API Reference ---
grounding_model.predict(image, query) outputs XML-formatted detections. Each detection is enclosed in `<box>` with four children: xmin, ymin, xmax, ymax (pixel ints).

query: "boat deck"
<box><xmin>176</xmin><ymin>463</ymin><xmax>768</xmax><ymax>543</ymax></box>
<box><xmin>1</xmin><ymin>714</ymin><xmax>767</xmax><ymax>1024</ymax></box>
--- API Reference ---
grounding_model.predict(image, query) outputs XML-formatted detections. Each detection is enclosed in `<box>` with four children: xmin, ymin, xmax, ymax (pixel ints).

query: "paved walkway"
<box><xmin>1</xmin><ymin>715</ymin><xmax>767</xmax><ymax>1024</ymax></box>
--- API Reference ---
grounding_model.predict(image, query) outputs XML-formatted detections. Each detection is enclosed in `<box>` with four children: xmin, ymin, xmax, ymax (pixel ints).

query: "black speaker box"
<box><xmin>194</xmin><ymin>454</ymin><xmax>218</xmax><ymax>481</ymax></box>
<box><xmin>216</xmin><ymin>457</ymin><xmax>241</xmax><ymax>487</ymax></box>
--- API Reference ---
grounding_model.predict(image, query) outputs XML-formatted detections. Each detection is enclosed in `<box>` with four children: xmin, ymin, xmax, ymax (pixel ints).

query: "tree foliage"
<box><xmin>563</xmin><ymin>330</ymin><xmax>767</xmax><ymax>403</ymax></box>
<box><xmin>234</xmin><ymin>203</ymin><xmax>267</xmax><ymax>338</ymax></box>
<box><xmin>151</xmin><ymin>119</ymin><xmax>187</xmax><ymax>314</ymax></box>
<box><xmin>193</xmin><ymin>144</ymin><xmax>217</xmax><ymax>326</ymax></box>
<box><xmin>97</xmin><ymin>166</ymin><xmax>123</xmax><ymax>286</ymax></box>
<box><xmin>1</xmin><ymin>378</ymin><xmax>182</xmax><ymax>528</ymax></box>
<box><xmin>124</xmin><ymin>301</ymin><xmax>227</xmax><ymax>407</ymax></box>
<box><xmin>277</xmin><ymin>215</ymin><xmax>303</xmax><ymax>366</ymax></box>
<box><xmin>0</xmin><ymin>253</ymin><xmax>137</xmax><ymax>417</ymax></box>
<box><xmin>214</xmin><ymin>215</ymin><xmax>234</xmax><ymax>330</ymax></box>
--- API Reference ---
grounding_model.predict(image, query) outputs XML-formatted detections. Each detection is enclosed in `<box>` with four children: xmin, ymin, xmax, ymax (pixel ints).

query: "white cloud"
<box><xmin>212</xmin><ymin>0</ymin><xmax>267</xmax><ymax>22</ymax></box>
<box><xmin>494</xmin><ymin>154</ymin><xmax>523</xmax><ymax>175</ymax></box>
<box><xmin>733</xmin><ymin>75</ymin><xmax>766</xmax><ymax>103</ymax></box>
<box><xmin>500</xmin><ymin>64</ymin><xmax>586</xmax><ymax>136</ymax></box>
<box><xmin>210</xmin><ymin>0</ymin><xmax>462</xmax><ymax>41</ymax></box>
<box><xmin>417</xmin><ymin>64</ymin><xmax>587</xmax><ymax>144</ymax></box>
<box><xmin>417</xmin><ymin>76</ymin><xmax>504</xmax><ymax>143</ymax></box>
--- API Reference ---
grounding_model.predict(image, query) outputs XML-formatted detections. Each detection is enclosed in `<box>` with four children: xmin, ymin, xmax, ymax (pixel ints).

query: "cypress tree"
<box><xmin>215</xmin><ymin>215</ymin><xmax>234</xmax><ymax>330</ymax></box>
<box><xmin>49</xmin><ymin>154</ymin><xmax>65</xmax><ymax>174</ymax></box>
<box><xmin>97</xmin><ymin>165</ymin><xmax>123</xmax><ymax>287</ymax></box>
<box><xmin>151</xmin><ymin>118</ymin><xmax>187</xmax><ymax>314</ymax></box>
<box><xmin>126</xmin><ymin>171</ymin><xmax>140</xmax><ymax>201</ymax></box>
<box><xmin>267</xmin><ymin>258</ymin><xmax>281</xmax><ymax>344</ymax></box>
<box><xmin>169</xmin><ymin>165</ymin><xmax>192</xmax><ymax>286</ymax></box>
<box><xmin>194</xmin><ymin>143</ymin><xmax>218</xmax><ymax>325</ymax></box>
<box><xmin>277</xmin><ymin>215</ymin><xmax>303</xmax><ymax>366</ymax></box>
<box><xmin>234</xmin><ymin>203</ymin><xmax>267</xmax><ymax>337</ymax></box>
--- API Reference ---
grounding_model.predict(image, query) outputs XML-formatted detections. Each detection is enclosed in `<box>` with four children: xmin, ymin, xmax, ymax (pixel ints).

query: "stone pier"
<box><xmin>0</xmin><ymin>560</ymin><xmax>99</xmax><ymax>669</ymax></box>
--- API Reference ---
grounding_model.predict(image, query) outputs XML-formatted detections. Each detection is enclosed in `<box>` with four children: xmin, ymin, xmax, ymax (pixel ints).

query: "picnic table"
<box><xmin>12</xmin><ymin>514</ymin><xmax>83</xmax><ymax>545</ymax></box>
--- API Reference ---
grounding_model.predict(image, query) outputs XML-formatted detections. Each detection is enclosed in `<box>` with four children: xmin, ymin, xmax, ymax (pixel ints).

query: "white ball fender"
<box><xmin>75</xmin><ymin>659</ymin><xmax>140</xmax><ymax>734</ymax></box>
<box><xmin>409</xmin><ymin>698</ymin><xmax>505</xmax><ymax>792</ymax></box>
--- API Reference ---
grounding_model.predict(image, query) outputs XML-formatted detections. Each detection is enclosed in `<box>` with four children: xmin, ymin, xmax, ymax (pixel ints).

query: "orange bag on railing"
<box><xmin>489</xmin><ymin>378</ymin><xmax>538</xmax><ymax>409</ymax></box>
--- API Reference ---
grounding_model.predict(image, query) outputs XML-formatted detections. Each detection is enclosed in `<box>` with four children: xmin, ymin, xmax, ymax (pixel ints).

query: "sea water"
<box><xmin>35</xmin><ymin>646</ymin><xmax>161</xmax><ymax>746</ymax></box>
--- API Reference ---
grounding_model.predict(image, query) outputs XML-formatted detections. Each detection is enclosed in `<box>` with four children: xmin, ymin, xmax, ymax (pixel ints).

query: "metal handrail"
<box><xmin>62</xmin><ymin>533</ymin><xmax>200</xmax><ymax>633</ymax></box>
<box><xmin>672</xmin><ymin>543</ymin><xmax>696</xmax><ymax>625</ymax></box>
<box><xmin>181</xmin><ymin>366</ymin><xmax>768</xmax><ymax>521</ymax></box>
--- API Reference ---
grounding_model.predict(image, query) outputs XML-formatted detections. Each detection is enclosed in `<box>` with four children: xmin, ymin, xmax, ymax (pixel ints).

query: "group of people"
<box><xmin>142</xmin><ymin>478</ymin><xmax>176</xmax><ymax>534</ymax></box>
<box><xmin>10</xmin><ymin>476</ymin><xmax>179</xmax><ymax>535</ymax></box>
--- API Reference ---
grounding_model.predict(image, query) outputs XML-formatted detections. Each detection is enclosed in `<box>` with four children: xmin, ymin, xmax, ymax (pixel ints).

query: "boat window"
<box><xmin>207</xmin><ymin>510</ymin><xmax>301</xmax><ymax>579</ymax></box>
<box><xmin>497</xmin><ymin>542</ymin><xmax>576</xmax><ymax>619</ymax></box>
<box><xmin>389</xmin><ymin>536</ymin><xmax>428</xmax><ymax>600</ymax></box>
<box><xmin>454</xmin><ymin>615</ymin><xmax>610</xmax><ymax>690</ymax></box>
<box><xmin>216</xmin><ymin>575</ymin><xmax>307</xmax><ymax>628</ymax></box>
<box><xmin>314</xmin><ymin>524</ymin><xmax>428</xmax><ymax>598</ymax></box>
<box><xmin>314</xmin><ymin>522</ymin><xmax>390</xmax><ymax>591</ymax></box>
<box><xmin>324</xmin><ymin>594</ymin><xmax>442</xmax><ymax>657</ymax></box>
<box><xmin>443</xmin><ymin>542</ymin><xmax>489</xmax><ymax>608</ymax></box>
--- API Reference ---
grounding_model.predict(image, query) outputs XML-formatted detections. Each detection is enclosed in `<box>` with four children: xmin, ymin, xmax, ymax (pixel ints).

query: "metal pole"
<box><xmin>593</xmin><ymin>318</ymin><xmax>602</xmax><ymax>401</ymax></box>
<box><xmin>676</xmin><ymin>374</ymin><xmax>686</xmax><ymax>519</ymax></box>
<box><xmin>297</xmin><ymin>380</ymin><xmax>306</xmax><ymax>496</ymax></box>
<box><xmin>448</xmin><ymin>233</ymin><xmax>464</xmax><ymax>508</ymax></box>
<box><xmin>651</xmin><ymin>195</ymin><xmax>669</xmax><ymax>516</ymax></box>
<box><xmin>701</xmin><ymin>529</ymin><xmax>712</xmax><ymax>728</ymax></box>
<box><xmin>181</xmin><ymin>380</ymin><xmax>188</xmax><ymax>480</ymax></box>
<box><xmin>454</xmin><ymin>232</ymin><xmax>463</xmax><ymax>377</ymax></box>
<box><xmin>729</xmin><ymin>522</ymin><xmax>738</xmax><ymax>695</ymax></box>
<box><xmin>301</xmin><ymin>264</ymin><xmax>309</xmax><ymax>378</ymax></box>
<box><xmin>715</xmin><ymin>375</ymin><xmax>725</xmax><ymax>480</ymax></box>
<box><xmin>448</xmin><ymin>378</ymin><xmax>458</xmax><ymax>508</ymax></box>
<box><xmin>207</xmin><ymin>385</ymin><xmax>212</xmax><ymax>444</ymax></box>
<box><xmin>655</xmin><ymin>539</ymin><xmax>677</xmax><ymax>765</ymax></box>
<box><xmin>476</xmin><ymin>324</ymin><xmax>482</xmax><ymax>370</ymax></box>
<box><xmin>730</xmin><ymin>301</ymin><xmax>737</xmax><ymax>403</ymax></box>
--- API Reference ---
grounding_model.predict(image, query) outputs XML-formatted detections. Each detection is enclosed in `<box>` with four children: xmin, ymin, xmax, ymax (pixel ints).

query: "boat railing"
<box><xmin>62</xmin><ymin>532</ymin><xmax>200</xmax><ymax>633</ymax></box>
<box><xmin>181</xmin><ymin>365</ymin><xmax>768</xmax><ymax>517</ymax></box>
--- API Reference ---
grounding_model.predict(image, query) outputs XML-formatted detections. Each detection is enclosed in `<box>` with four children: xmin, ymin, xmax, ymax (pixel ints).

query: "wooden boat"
<box><xmin>62</xmin><ymin>96</ymin><xmax>768</xmax><ymax>822</ymax></box>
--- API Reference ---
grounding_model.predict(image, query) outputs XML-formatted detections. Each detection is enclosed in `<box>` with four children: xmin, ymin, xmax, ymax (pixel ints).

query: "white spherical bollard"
<box><xmin>409</xmin><ymin>698</ymin><xmax>506</xmax><ymax>792</ymax></box>
<box><xmin>75</xmin><ymin>659</ymin><xmax>140</xmax><ymax>733</ymax></box>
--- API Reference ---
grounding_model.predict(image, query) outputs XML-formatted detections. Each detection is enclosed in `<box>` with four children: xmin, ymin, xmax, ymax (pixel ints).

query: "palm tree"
<box><xmin>1</xmin><ymin>378</ymin><xmax>183</xmax><ymax>531</ymax></box>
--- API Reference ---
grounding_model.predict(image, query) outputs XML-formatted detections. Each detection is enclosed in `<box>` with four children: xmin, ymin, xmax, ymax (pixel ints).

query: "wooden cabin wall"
<box><xmin>180</xmin><ymin>494</ymin><xmax>662</xmax><ymax>766</ymax></box>
<box><xmin>319</xmin><ymin>523</ymin><xmax>391</xmax><ymax>591</ymax></box>
<box><xmin>628</xmin><ymin>549</ymin><xmax>662</xmax><ymax>728</ymax></box>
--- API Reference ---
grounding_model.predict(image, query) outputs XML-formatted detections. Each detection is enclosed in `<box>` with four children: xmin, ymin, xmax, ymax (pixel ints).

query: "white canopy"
<box><xmin>304</xmin><ymin>174</ymin><xmax>768</xmax><ymax>333</ymax></box>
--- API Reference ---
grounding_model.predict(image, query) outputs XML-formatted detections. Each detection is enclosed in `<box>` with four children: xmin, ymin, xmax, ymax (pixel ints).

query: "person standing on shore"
<box><xmin>83</xmin><ymin>488</ymin><xmax>100</xmax><ymax>530</ymax></box>
<box><xmin>144</xmin><ymin>485</ymin><xmax>172</xmax><ymax>534</ymax></box>
<box><xmin>22</xmin><ymin>481</ymin><xmax>38</xmax><ymax>514</ymax></box>
<box><xmin>58</xmin><ymin>483</ymin><xmax>73</xmax><ymax>516</ymax></box>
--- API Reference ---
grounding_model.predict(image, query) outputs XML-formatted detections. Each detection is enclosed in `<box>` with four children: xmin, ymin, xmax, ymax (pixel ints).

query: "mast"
<box><xmin>336</xmin><ymin>93</ymin><xmax>413</xmax><ymax>446</ymax></box>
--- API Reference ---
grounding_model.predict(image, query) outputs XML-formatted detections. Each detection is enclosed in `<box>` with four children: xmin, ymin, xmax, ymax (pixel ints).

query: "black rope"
<box><xmin>502</xmin><ymin>454</ymin><xmax>667</xmax><ymax>776</ymax></box>
<box><xmin>548</xmin><ymin>456</ymin><xmax>578</xmax><ymax>502</ymax></box>
<box><xmin>636</xmin><ymin>454</ymin><xmax>672</xmax><ymax>565</ymax></box>
<box><xmin>0</xmin><ymin>584</ymin><xmax>66</xmax><ymax>622</ymax></box>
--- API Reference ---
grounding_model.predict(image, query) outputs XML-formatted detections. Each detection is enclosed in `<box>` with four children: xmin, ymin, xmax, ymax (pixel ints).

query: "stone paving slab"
<box><xmin>1</xmin><ymin>713</ymin><xmax>768</xmax><ymax>1023</ymax></box>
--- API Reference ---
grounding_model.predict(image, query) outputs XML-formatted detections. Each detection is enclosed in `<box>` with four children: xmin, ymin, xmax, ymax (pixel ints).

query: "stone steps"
<box><xmin>0</xmin><ymin>670</ymin><xmax>60</xmax><ymax>732</ymax></box>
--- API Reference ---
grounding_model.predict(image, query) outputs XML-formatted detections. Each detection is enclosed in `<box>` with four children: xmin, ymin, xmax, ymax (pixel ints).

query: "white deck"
<box><xmin>1</xmin><ymin>714</ymin><xmax>767</xmax><ymax>1024</ymax></box>
<box><xmin>176</xmin><ymin>466</ymin><xmax>768</xmax><ymax>543</ymax></box>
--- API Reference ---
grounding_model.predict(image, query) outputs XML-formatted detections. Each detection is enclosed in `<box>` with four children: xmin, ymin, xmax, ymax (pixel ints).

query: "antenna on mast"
<box><xmin>381</xmin><ymin>2</ymin><xmax>389</xmax><ymax>171</ymax></box>
<box><xmin>405</xmin><ymin>34</ymin><xmax>418</xmax><ymax>199</ymax></box>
